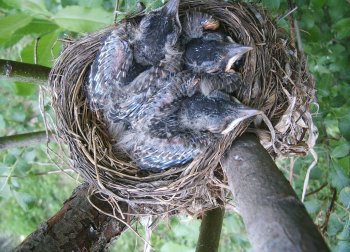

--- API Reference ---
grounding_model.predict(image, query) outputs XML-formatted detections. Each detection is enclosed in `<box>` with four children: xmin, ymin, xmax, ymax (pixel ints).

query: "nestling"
<box><xmin>133</xmin><ymin>0</ymin><xmax>182</xmax><ymax>67</ymax></box>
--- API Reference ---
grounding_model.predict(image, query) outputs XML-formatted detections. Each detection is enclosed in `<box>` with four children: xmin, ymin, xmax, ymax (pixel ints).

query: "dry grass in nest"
<box><xmin>48</xmin><ymin>0</ymin><xmax>317</xmax><ymax>217</ymax></box>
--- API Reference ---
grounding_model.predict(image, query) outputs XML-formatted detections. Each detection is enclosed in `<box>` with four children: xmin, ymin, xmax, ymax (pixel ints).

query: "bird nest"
<box><xmin>48</xmin><ymin>0</ymin><xmax>317</xmax><ymax>217</ymax></box>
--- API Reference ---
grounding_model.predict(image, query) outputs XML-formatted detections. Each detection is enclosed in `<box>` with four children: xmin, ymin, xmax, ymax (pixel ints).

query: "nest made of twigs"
<box><xmin>48</xmin><ymin>0</ymin><xmax>317</xmax><ymax>217</ymax></box>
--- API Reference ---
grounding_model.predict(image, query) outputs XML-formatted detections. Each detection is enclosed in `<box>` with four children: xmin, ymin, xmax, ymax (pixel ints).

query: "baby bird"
<box><xmin>110</xmin><ymin>44</ymin><xmax>255</xmax><ymax>171</ymax></box>
<box><xmin>133</xmin><ymin>0</ymin><xmax>182</xmax><ymax>67</ymax></box>
<box><xmin>181</xmin><ymin>11</ymin><xmax>220</xmax><ymax>44</ymax></box>
<box><xmin>116</xmin><ymin>91</ymin><xmax>259</xmax><ymax>172</ymax></box>
<box><xmin>178</xmin><ymin>91</ymin><xmax>259</xmax><ymax>135</ymax></box>
<box><xmin>87</xmin><ymin>8</ymin><xmax>256</xmax><ymax>172</ymax></box>
<box><xmin>184</xmin><ymin>34</ymin><xmax>252</xmax><ymax>74</ymax></box>
<box><xmin>86</xmin><ymin>22</ymin><xmax>136</xmax><ymax>111</ymax></box>
<box><xmin>182</xmin><ymin>11</ymin><xmax>252</xmax><ymax>96</ymax></box>
<box><xmin>86</xmin><ymin>0</ymin><xmax>182</xmax><ymax>111</ymax></box>
<box><xmin>184</xmin><ymin>32</ymin><xmax>252</xmax><ymax>95</ymax></box>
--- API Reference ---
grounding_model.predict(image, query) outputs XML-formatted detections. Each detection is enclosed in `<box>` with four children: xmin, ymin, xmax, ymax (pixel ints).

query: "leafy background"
<box><xmin>0</xmin><ymin>0</ymin><xmax>349</xmax><ymax>251</ymax></box>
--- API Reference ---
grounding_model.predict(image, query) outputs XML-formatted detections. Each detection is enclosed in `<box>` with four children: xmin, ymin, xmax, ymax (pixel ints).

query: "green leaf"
<box><xmin>339</xmin><ymin>187</ymin><xmax>350</xmax><ymax>207</ymax></box>
<box><xmin>20</xmin><ymin>31</ymin><xmax>62</xmax><ymax>67</ymax></box>
<box><xmin>262</xmin><ymin>0</ymin><xmax>280</xmax><ymax>10</ymax></box>
<box><xmin>160</xmin><ymin>242</ymin><xmax>194</xmax><ymax>252</ymax></box>
<box><xmin>172</xmin><ymin>219</ymin><xmax>200</xmax><ymax>242</ymax></box>
<box><xmin>4</xmin><ymin>154</ymin><xmax>16</xmax><ymax>166</ymax></box>
<box><xmin>53</xmin><ymin>6</ymin><xmax>113</xmax><ymax>33</ymax></box>
<box><xmin>333</xmin><ymin>18</ymin><xmax>350</xmax><ymax>39</ymax></box>
<box><xmin>15</xmin><ymin>19</ymin><xmax>59</xmax><ymax>37</ymax></box>
<box><xmin>311</xmin><ymin>0</ymin><xmax>326</xmax><ymax>9</ymax></box>
<box><xmin>2</xmin><ymin>0</ymin><xmax>51</xmax><ymax>17</ymax></box>
<box><xmin>337</xmin><ymin>222</ymin><xmax>350</xmax><ymax>241</ymax></box>
<box><xmin>339</xmin><ymin>114</ymin><xmax>350</xmax><ymax>141</ymax></box>
<box><xmin>0</xmin><ymin>178</ymin><xmax>12</xmax><ymax>200</ymax></box>
<box><xmin>12</xmin><ymin>191</ymin><xmax>32</xmax><ymax>211</ymax></box>
<box><xmin>10</xmin><ymin>177</ymin><xmax>20</xmax><ymax>189</ymax></box>
<box><xmin>0</xmin><ymin>115</ymin><xmax>6</xmax><ymax>130</ymax></box>
<box><xmin>329</xmin><ymin>162</ymin><xmax>350</xmax><ymax>190</ymax></box>
<box><xmin>77</xmin><ymin>0</ymin><xmax>103</xmax><ymax>8</ymax></box>
<box><xmin>301</xmin><ymin>12</ymin><xmax>316</xmax><ymax>29</ymax></box>
<box><xmin>331</xmin><ymin>143</ymin><xmax>350</xmax><ymax>158</ymax></box>
<box><xmin>13</xmin><ymin>82</ymin><xmax>38</xmax><ymax>96</ymax></box>
<box><xmin>15</xmin><ymin>160</ymin><xmax>32</xmax><ymax>174</ymax></box>
<box><xmin>0</xmin><ymin>14</ymin><xmax>32</xmax><ymax>40</ymax></box>
<box><xmin>24</xmin><ymin>150</ymin><xmax>37</xmax><ymax>162</ymax></box>
<box><xmin>304</xmin><ymin>199</ymin><xmax>322</xmax><ymax>214</ymax></box>
<box><xmin>0</xmin><ymin>164</ymin><xmax>8</xmax><ymax>175</ymax></box>
<box><xmin>331</xmin><ymin>95</ymin><xmax>347</xmax><ymax>108</ymax></box>
<box><xmin>328</xmin><ymin>213</ymin><xmax>344</xmax><ymax>236</ymax></box>
<box><xmin>11</xmin><ymin>111</ymin><xmax>26</xmax><ymax>122</ymax></box>
<box><xmin>335</xmin><ymin>241</ymin><xmax>350</xmax><ymax>252</ymax></box>
<box><xmin>0</xmin><ymin>0</ymin><xmax>12</xmax><ymax>9</ymax></box>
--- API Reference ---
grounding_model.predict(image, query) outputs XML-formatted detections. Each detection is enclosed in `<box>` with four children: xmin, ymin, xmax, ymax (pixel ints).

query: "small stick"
<box><xmin>320</xmin><ymin>187</ymin><xmax>337</xmax><ymax>234</ymax></box>
<box><xmin>0</xmin><ymin>59</ymin><xmax>50</xmax><ymax>85</ymax></box>
<box><xmin>287</xmin><ymin>0</ymin><xmax>296</xmax><ymax>48</ymax></box>
<box><xmin>196</xmin><ymin>207</ymin><xmax>225</xmax><ymax>252</ymax></box>
<box><xmin>0</xmin><ymin>131</ymin><xmax>54</xmax><ymax>151</ymax></box>
<box><xmin>34</xmin><ymin>37</ymin><xmax>40</xmax><ymax>65</ymax></box>
<box><xmin>305</xmin><ymin>183</ymin><xmax>328</xmax><ymax>197</ymax></box>
<box><xmin>114</xmin><ymin>0</ymin><xmax>120</xmax><ymax>23</ymax></box>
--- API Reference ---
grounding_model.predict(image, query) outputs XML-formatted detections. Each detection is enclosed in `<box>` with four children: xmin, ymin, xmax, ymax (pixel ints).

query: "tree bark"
<box><xmin>0</xmin><ymin>59</ymin><xmax>50</xmax><ymax>85</ymax></box>
<box><xmin>221</xmin><ymin>134</ymin><xmax>330</xmax><ymax>252</ymax></box>
<box><xmin>14</xmin><ymin>183</ymin><xmax>132</xmax><ymax>252</ymax></box>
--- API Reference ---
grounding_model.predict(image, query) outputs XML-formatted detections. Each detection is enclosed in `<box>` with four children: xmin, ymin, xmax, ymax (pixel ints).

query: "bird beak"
<box><xmin>202</xmin><ymin>19</ymin><xmax>220</xmax><ymax>30</ymax></box>
<box><xmin>163</xmin><ymin>0</ymin><xmax>180</xmax><ymax>15</ymax></box>
<box><xmin>221</xmin><ymin>108</ymin><xmax>259</xmax><ymax>135</ymax></box>
<box><xmin>225</xmin><ymin>45</ymin><xmax>253</xmax><ymax>72</ymax></box>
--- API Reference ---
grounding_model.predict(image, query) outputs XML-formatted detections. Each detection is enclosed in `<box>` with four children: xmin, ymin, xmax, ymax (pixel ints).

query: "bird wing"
<box><xmin>86</xmin><ymin>24</ymin><xmax>134</xmax><ymax>110</ymax></box>
<box><xmin>117</xmin><ymin>129</ymin><xmax>205</xmax><ymax>171</ymax></box>
<box><xmin>106</xmin><ymin>67</ymin><xmax>168</xmax><ymax>122</ymax></box>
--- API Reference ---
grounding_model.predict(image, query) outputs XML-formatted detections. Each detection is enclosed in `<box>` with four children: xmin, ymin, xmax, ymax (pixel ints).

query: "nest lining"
<box><xmin>48</xmin><ymin>0</ymin><xmax>317</xmax><ymax>217</ymax></box>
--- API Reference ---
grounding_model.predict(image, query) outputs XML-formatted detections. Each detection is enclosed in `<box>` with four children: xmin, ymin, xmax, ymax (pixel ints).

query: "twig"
<box><xmin>305</xmin><ymin>183</ymin><xmax>328</xmax><ymax>197</ymax></box>
<box><xmin>114</xmin><ymin>0</ymin><xmax>120</xmax><ymax>23</ymax></box>
<box><xmin>34</xmin><ymin>37</ymin><xmax>40</xmax><ymax>65</ymax></box>
<box><xmin>0</xmin><ymin>59</ymin><xmax>50</xmax><ymax>85</ymax></box>
<box><xmin>196</xmin><ymin>207</ymin><xmax>225</xmax><ymax>252</ymax></box>
<box><xmin>287</xmin><ymin>0</ymin><xmax>296</xmax><ymax>48</ymax></box>
<box><xmin>301</xmin><ymin>148</ymin><xmax>318</xmax><ymax>202</ymax></box>
<box><xmin>289</xmin><ymin>157</ymin><xmax>294</xmax><ymax>185</ymax></box>
<box><xmin>0</xmin><ymin>131</ymin><xmax>54</xmax><ymax>151</ymax></box>
<box><xmin>320</xmin><ymin>187</ymin><xmax>337</xmax><ymax>234</ymax></box>
<box><xmin>0</xmin><ymin>169</ymin><xmax>73</xmax><ymax>178</ymax></box>
<box><xmin>278</xmin><ymin>6</ymin><xmax>298</xmax><ymax>21</ymax></box>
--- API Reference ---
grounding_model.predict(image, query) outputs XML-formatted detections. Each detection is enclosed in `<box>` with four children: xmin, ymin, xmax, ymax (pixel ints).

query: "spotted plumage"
<box><xmin>86</xmin><ymin>22</ymin><xmax>136</xmax><ymax>111</ymax></box>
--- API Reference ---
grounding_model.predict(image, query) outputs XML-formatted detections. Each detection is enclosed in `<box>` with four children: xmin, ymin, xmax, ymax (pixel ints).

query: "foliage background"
<box><xmin>0</xmin><ymin>0</ymin><xmax>349</xmax><ymax>251</ymax></box>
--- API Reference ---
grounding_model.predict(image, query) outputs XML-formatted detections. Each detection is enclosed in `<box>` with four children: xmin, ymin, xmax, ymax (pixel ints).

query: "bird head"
<box><xmin>182</xmin><ymin>11</ymin><xmax>220</xmax><ymax>42</ymax></box>
<box><xmin>134</xmin><ymin>0</ymin><xmax>181</xmax><ymax>66</ymax></box>
<box><xmin>184</xmin><ymin>33</ymin><xmax>253</xmax><ymax>74</ymax></box>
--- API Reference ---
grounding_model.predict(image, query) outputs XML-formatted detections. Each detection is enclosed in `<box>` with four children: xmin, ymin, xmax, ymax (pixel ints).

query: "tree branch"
<box><xmin>0</xmin><ymin>131</ymin><xmax>53</xmax><ymax>151</ymax></box>
<box><xmin>196</xmin><ymin>207</ymin><xmax>225</xmax><ymax>252</ymax></box>
<box><xmin>14</xmin><ymin>183</ymin><xmax>132</xmax><ymax>252</ymax></box>
<box><xmin>221</xmin><ymin>134</ymin><xmax>330</xmax><ymax>252</ymax></box>
<box><xmin>0</xmin><ymin>59</ymin><xmax>50</xmax><ymax>85</ymax></box>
